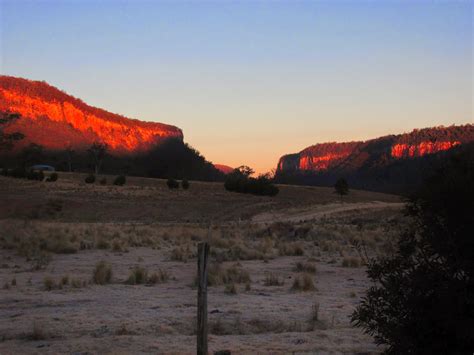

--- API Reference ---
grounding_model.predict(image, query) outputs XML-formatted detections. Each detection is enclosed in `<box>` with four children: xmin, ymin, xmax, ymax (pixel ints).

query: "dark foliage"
<box><xmin>351</xmin><ymin>149</ymin><xmax>474</xmax><ymax>354</ymax></box>
<box><xmin>85</xmin><ymin>174</ymin><xmax>96</xmax><ymax>184</ymax></box>
<box><xmin>27</xmin><ymin>170</ymin><xmax>44</xmax><ymax>181</ymax></box>
<box><xmin>0</xmin><ymin>112</ymin><xmax>24</xmax><ymax>151</ymax></box>
<box><xmin>46</xmin><ymin>172</ymin><xmax>58</xmax><ymax>182</ymax></box>
<box><xmin>224</xmin><ymin>166</ymin><xmax>279</xmax><ymax>196</ymax></box>
<box><xmin>334</xmin><ymin>178</ymin><xmax>349</xmax><ymax>196</ymax></box>
<box><xmin>181</xmin><ymin>178</ymin><xmax>189</xmax><ymax>190</ymax></box>
<box><xmin>113</xmin><ymin>175</ymin><xmax>126</xmax><ymax>186</ymax></box>
<box><xmin>99</xmin><ymin>177</ymin><xmax>107</xmax><ymax>185</ymax></box>
<box><xmin>167</xmin><ymin>178</ymin><xmax>179</xmax><ymax>189</ymax></box>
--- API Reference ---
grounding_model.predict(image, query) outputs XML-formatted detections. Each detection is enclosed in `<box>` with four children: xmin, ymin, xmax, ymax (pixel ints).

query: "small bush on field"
<box><xmin>170</xmin><ymin>245</ymin><xmax>193</xmax><ymax>262</ymax></box>
<box><xmin>93</xmin><ymin>261</ymin><xmax>112</xmax><ymax>285</ymax></box>
<box><xmin>148</xmin><ymin>269</ymin><xmax>170</xmax><ymax>284</ymax></box>
<box><xmin>60</xmin><ymin>275</ymin><xmax>69</xmax><ymax>286</ymax></box>
<box><xmin>200</xmin><ymin>263</ymin><xmax>251</xmax><ymax>287</ymax></box>
<box><xmin>225</xmin><ymin>283</ymin><xmax>237</xmax><ymax>295</ymax></box>
<box><xmin>292</xmin><ymin>273</ymin><xmax>316</xmax><ymax>292</ymax></box>
<box><xmin>46</xmin><ymin>172</ymin><xmax>58</xmax><ymax>182</ymax></box>
<box><xmin>28</xmin><ymin>322</ymin><xmax>47</xmax><ymax>341</ymax></box>
<box><xmin>99</xmin><ymin>177</ymin><xmax>107</xmax><ymax>185</ymax></box>
<box><xmin>113</xmin><ymin>175</ymin><xmax>126</xmax><ymax>186</ymax></box>
<box><xmin>181</xmin><ymin>178</ymin><xmax>189</xmax><ymax>190</ymax></box>
<box><xmin>264</xmin><ymin>273</ymin><xmax>284</xmax><ymax>286</ymax></box>
<box><xmin>85</xmin><ymin>174</ymin><xmax>95</xmax><ymax>184</ymax></box>
<box><xmin>126</xmin><ymin>266</ymin><xmax>148</xmax><ymax>285</ymax></box>
<box><xmin>294</xmin><ymin>262</ymin><xmax>317</xmax><ymax>274</ymax></box>
<box><xmin>278</xmin><ymin>242</ymin><xmax>304</xmax><ymax>256</ymax></box>
<box><xmin>43</xmin><ymin>276</ymin><xmax>56</xmax><ymax>291</ymax></box>
<box><xmin>342</xmin><ymin>256</ymin><xmax>361</xmax><ymax>268</ymax></box>
<box><xmin>96</xmin><ymin>239</ymin><xmax>110</xmax><ymax>250</ymax></box>
<box><xmin>167</xmin><ymin>178</ymin><xmax>179</xmax><ymax>189</ymax></box>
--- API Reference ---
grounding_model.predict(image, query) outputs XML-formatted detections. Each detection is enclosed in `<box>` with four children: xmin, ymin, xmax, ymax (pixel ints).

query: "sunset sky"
<box><xmin>1</xmin><ymin>0</ymin><xmax>472</xmax><ymax>173</ymax></box>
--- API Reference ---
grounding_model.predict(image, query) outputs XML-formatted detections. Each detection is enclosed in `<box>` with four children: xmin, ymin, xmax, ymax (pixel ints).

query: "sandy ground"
<box><xmin>0</xmin><ymin>174</ymin><xmax>402</xmax><ymax>354</ymax></box>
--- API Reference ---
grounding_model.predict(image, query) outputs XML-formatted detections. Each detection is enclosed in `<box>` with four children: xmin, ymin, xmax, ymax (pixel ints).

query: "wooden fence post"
<box><xmin>197</xmin><ymin>242</ymin><xmax>210</xmax><ymax>355</ymax></box>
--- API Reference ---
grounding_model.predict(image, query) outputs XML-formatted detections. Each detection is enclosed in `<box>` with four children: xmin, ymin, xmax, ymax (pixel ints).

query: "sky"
<box><xmin>0</xmin><ymin>0</ymin><xmax>472</xmax><ymax>173</ymax></box>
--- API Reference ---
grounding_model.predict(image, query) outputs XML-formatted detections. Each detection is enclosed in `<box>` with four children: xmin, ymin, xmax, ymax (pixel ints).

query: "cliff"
<box><xmin>0</xmin><ymin>76</ymin><xmax>183</xmax><ymax>153</ymax></box>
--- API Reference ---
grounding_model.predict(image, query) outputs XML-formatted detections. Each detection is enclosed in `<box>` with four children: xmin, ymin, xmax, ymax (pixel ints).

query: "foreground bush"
<box><xmin>181</xmin><ymin>178</ymin><xmax>189</xmax><ymax>190</ymax></box>
<box><xmin>352</xmin><ymin>150</ymin><xmax>474</xmax><ymax>354</ymax></box>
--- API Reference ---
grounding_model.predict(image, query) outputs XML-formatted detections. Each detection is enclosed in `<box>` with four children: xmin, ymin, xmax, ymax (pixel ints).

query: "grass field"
<box><xmin>0</xmin><ymin>173</ymin><xmax>404</xmax><ymax>354</ymax></box>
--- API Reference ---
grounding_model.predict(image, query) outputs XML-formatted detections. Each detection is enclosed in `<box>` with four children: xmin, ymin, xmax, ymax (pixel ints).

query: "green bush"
<box><xmin>167</xmin><ymin>178</ymin><xmax>179</xmax><ymax>189</ymax></box>
<box><xmin>113</xmin><ymin>175</ymin><xmax>126</xmax><ymax>186</ymax></box>
<box><xmin>85</xmin><ymin>174</ymin><xmax>96</xmax><ymax>184</ymax></box>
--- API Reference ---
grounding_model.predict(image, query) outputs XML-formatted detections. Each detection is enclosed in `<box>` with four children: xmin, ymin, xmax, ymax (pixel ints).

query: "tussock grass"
<box><xmin>291</xmin><ymin>273</ymin><xmax>316</xmax><ymax>292</ymax></box>
<box><xmin>92</xmin><ymin>261</ymin><xmax>112</xmax><ymax>285</ymax></box>
<box><xmin>263</xmin><ymin>273</ymin><xmax>284</xmax><ymax>286</ymax></box>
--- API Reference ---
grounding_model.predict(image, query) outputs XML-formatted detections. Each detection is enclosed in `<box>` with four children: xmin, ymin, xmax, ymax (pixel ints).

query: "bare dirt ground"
<box><xmin>0</xmin><ymin>174</ymin><xmax>404</xmax><ymax>354</ymax></box>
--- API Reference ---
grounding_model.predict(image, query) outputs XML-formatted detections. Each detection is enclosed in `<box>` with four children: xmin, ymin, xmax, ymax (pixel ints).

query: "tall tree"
<box><xmin>88</xmin><ymin>142</ymin><xmax>108</xmax><ymax>174</ymax></box>
<box><xmin>334</xmin><ymin>178</ymin><xmax>349</xmax><ymax>197</ymax></box>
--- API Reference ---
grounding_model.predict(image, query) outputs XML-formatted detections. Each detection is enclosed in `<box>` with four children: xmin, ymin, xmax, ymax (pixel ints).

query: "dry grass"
<box><xmin>263</xmin><ymin>273</ymin><xmax>285</xmax><ymax>286</ymax></box>
<box><xmin>92</xmin><ymin>261</ymin><xmax>113</xmax><ymax>285</ymax></box>
<box><xmin>342</xmin><ymin>256</ymin><xmax>362</xmax><ymax>268</ymax></box>
<box><xmin>294</xmin><ymin>262</ymin><xmax>317</xmax><ymax>274</ymax></box>
<box><xmin>291</xmin><ymin>273</ymin><xmax>316</xmax><ymax>292</ymax></box>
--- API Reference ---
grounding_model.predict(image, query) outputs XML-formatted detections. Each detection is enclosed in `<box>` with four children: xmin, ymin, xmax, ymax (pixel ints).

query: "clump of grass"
<box><xmin>148</xmin><ymin>269</ymin><xmax>170</xmax><ymax>284</ymax></box>
<box><xmin>341</xmin><ymin>256</ymin><xmax>361</xmax><ymax>268</ymax></box>
<box><xmin>92</xmin><ymin>261</ymin><xmax>112</xmax><ymax>285</ymax></box>
<box><xmin>126</xmin><ymin>266</ymin><xmax>148</xmax><ymax>285</ymax></box>
<box><xmin>43</xmin><ymin>276</ymin><xmax>56</xmax><ymax>291</ymax></box>
<box><xmin>294</xmin><ymin>262</ymin><xmax>317</xmax><ymax>274</ymax></box>
<box><xmin>71</xmin><ymin>278</ymin><xmax>87</xmax><ymax>288</ymax></box>
<box><xmin>170</xmin><ymin>245</ymin><xmax>193</xmax><ymax>262</ymax></box>
<box><xmin>291</xmin><ymin>273</ymin><xmax>316</xmax><ymax>292</ymax></box>
<box><xmin>112</xmin><ymin>239</ymin><xmax>127</xmax><ymax>252</ymax></box>
<box><xmin>245</xmin><ymin>282</ymin><xmax>251</xmax><ymax>291</ymax></box>
<box><xmin>224</xmin><ymin>283</ymin><xmax>237</xmax><ymax>295</ymax></box>
<box><xmin>199</xmin><ymin>263</ymin><xmax>251</xmax><ymax>287</ymax></box>
<box><xmin>278</xmin><ymin>242</ymin><xmax>304</xmax><ymax>256</ymax></box>
<box><xmin>311</xmin><ymin>302</ymin><xmax>320</xmax><ymax>322</ymax></box>
<box><xmin>11</xmin><ymin>277</ymin><xmax>16</xmax><ymax>286</ymax></box>
<box><xmin>95</xmin><ymin>239</ymin><xmax>110</xmax><ymax>250</ymax></box>
<box><xmin>60</xmin><ymin>275</ymin><xmax>69</xmax><ymax>287</ymax></box>
<box><xmin>263</xmin><ymin>273</ymin><xmax>284</xmax><ymax>286</ymax></box>
<box><xmin>3</xmin><ymin>282</ymin><xmax>10</xmax><ymax>290</ymax></box>
<box><xmin>28</xmin><ymin>322</ymin><xmax>47</xmax><ymax>341</ymax></box>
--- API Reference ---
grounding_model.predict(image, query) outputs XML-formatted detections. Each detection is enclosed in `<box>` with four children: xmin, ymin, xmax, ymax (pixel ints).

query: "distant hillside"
<box><xmin>275</xmin><ymin>124</ymin><xmax>474</xmax><ymax>193</ymax></box>
<box><xmin>0</xmin><ymin>75</ymin><xmax>183</xmax><ymax>153</ymax></box>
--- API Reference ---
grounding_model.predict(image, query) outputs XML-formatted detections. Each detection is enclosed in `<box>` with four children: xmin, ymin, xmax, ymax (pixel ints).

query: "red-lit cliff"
<box><xmin>0</xmin><ymin>76</ymin><xmax>183</xmax><ymax>153</ymax></box>
<box><xmin>276</xmin><ymin>124</ymin><xmax>474</xmax><ymax>176</ymax></box>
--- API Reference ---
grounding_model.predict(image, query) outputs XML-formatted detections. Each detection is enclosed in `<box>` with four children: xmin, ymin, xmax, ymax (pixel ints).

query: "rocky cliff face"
<box><xmin>0</xmin><ymin>76</ymin><xmax>183</xmax><ymax>153</ymax></box>
<box><xmin>277</xmin><ymin>125</ymin><xmax>474</xmax><ymax>175</ymax></box>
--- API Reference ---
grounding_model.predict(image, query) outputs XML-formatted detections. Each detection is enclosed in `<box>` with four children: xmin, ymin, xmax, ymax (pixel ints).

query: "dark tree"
<box><xmin>334</xmin><ymin>178</ymin><xmax>349</xmax><ymax>197</ymax></box>
<box><xmin>181</xmin><ymin>178</ymin><xmax>189</xmax><ymax>190</ymax></box>
<box><xmin>20</xmin><ymin>143</ymin><xmax>44</xmax><ymax>168</ymax></box>
<box><xmin>167</xmin><ymin>178</ymin><xmax>179</xmax><ymax>189</ymax></box>
<box><xmin>0</xmin><ymin>112</ymin><xmax>24</xmax><ymax>151</ymax></box>
<box><xmin>351</xmin><ymin>149</ymin><xmax>474</xmax><ymax>354</ymax></box>
<box><xmin>88</xmin><ymin>142</ymin><xmax>108</xmax><ymax>174</ymax></box>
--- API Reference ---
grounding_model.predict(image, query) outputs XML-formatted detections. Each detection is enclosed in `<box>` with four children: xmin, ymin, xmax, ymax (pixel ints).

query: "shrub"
<box><xmin>148</xmin><ymin>269</ymin><xmax>170</xmax><ymax>284</ymax></box>
<box><xmin>85</xmin><ymin>174</ymin><xmax>96</xmax><ymax>184</ymax></box>
<box><xmin>291</xmin><ymin>273</ymin><xmax>316</xmax><ymax>292</ymax></box>
<box><xmin>10</xmin><ymin>167</ymin><xmax>26</xmax><ymax>179</ymax></box>
<box><xmin>224</xmin><ymin>169</ymin><xmax>279</xmax><ymax>196</ymax></box>
<box><xmin>167</xmin><ymin>178</ymin><xmax>179</xmax><ymax>189</ymax></box>
<box><xmin>264</xmin><ymin>273</ymin><xmax>284</xmax><ymax>286</ymax></box>
<box><xmin>43</xmin><ymin>276</ymin><xmax>56</xmax><ymax>291</ymax></box>
<box><xmin>342</xmin><ymin>256</ymin><xmax>361</xmax><ymax>268</ymax></box>
<box><xmin>113</xmin><ymin>175</ymin><xmax>126</xmax><ymax>186</ymax></box>
<box><xmin>224</xmin><ymin>283</ymin><xmax>237</xmax><ymax>295</ymax></box>
<box><xmin>99</xmin><ymin>177</ymin><xmax>107</xmax><ymax>185</ymax></box>
<box><xmin>352</xmin><ymin>149</ymin><xmax>474</xmax><ymax>354</ymax></box>
<box><xmin>334</xmin><ymin>177</ymin><xmax>349</xmax><ymax>196</ymax></box>
<box><xmin>92</xmin><ymin>261</ymin><xmax>112</xmax><ymax>285</ymax></box>
<box><xmin>47</xmin><ymin>172</ymin><xmax>58</xmax><ymax>182</ymax></box>
<box><xmin>126</xmin><ymin>266</ymin><xmax>148</xmax><ymax>285</ymax></box>
<box><xmin>181</xmin><ymin>178</ymin><xmax>189</xmax><ymax>190</ymax></box>
<box><xmin>294</xmin><ymin>262</ymin><xmax>317</xmax><ymax>274</ymax></box>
